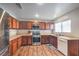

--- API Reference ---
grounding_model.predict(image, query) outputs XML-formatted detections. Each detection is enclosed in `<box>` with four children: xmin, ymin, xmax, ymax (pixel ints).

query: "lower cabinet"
<box><xmin>22</xmin><ymin>36</ymin><xmax>32</xmax><ymax>46</ymax></box>
<box><xmin>17</xmin><ymin>37</ymin><xmax>22</xmax><ymax>48</ymax></box>
<box><xmin>9</xmin><ymin>38</ymin><xmax>18</xmax><ymax>55</ymax></box>
<box><xmin>9</xmin><ymin>35</ymin><xmax>32</xmax><ymax>55</ymax></box>
<box><xmin>41</xmin><ymin>35</ymin><xmax>49</xmax><ymax>44</ymax></box>
<box><xmin>49</xmin><ymin>35</ymin><xmax>57</xmax><ymax>48</ymax></box>
<box><xmin>68</xmin><ymin>40</ymin><xmax>79</xmax><ymax>56</ymax></box>
<box><xmin>22</xmin><ymin>36</ymin><xmax>28</xmax><ymax>45</ymax></box>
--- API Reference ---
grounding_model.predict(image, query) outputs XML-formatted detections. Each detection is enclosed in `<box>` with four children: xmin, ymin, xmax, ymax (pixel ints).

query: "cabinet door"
<box><xmin>68</xmin><ymin>40</ymin><xmax>78</xmax><ymax>56</ymax></box>
<box><xmin>17</xmin><ymin>37</ymin><xmax>22</xmax><ymax>48</ymax></box>
<box><xmin>13</xmin><ymin>19</ymin><xmax>17</xmax><ymax>29</ymax></box>
<box><xmin>39</xmin><ymin>22</ymin><xmax>46</xmax><ymax>30</ymax></box>
<box><xmin>12</xmin><ymin>39</ymin><xmax>18</xmax><ymax>55</ymax></box>
<box><xmin>28</xmin><ymin>36</ymin><xmax>32</xmax><ymax>45</ymax></box>
<box><xmin>26</xmin><ymin>21</ymin><xmax>33</xmax><ymax>29</ymax></box>
<box><xmin>41</xmin><ymin>35</ymin><xmax>48</xmax><ymax>44</ymax></box>
<box><xmin>22</xmin><ymin>36</ymin><xmax>28</xmax><ymax>46</ymax></box>
<box><xmin>17</xmin><ymin>20</ymin><xmax>19</xmax><ymax>29</ymax></box>
<box><xmin>8</xmin><ymin>16</ymin><xmax>13</xmax><ymax>28</ymax></box>
<box><xmin>45</xmin><ymin>23</ymin><xmax>50</xmax><ymax>30</ymax></box>
<box><xmin>9</xmin><ymin>41</ymin><xmax>13</xmax><ymax>55</ymax></box>
<box><xmin>22</xmin><ymin>21</ymin><xmax>27</xmax><ymax>29</ymax></box>
<box><xmin>19</xmin><ymin>21</ymin><xmax>23</xmax><ymax>29</ymax></box>
<box><xmin>49</xmin><ymin>36</ymin><xmax>57</xmax><ymax>48</ymax></box>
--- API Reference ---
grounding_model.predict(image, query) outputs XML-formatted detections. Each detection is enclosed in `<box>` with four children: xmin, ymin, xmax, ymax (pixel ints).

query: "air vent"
<box><xmin>16</xmin><ymin>3</ymin><xmax>22</xmax><ymax>9</ymax></box>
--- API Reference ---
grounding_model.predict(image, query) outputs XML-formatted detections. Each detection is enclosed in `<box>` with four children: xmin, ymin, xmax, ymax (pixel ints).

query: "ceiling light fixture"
<box><xmin>35</xmin><ymin>13</ymin><xmax>39</xmax><ymax>18</ymax></box>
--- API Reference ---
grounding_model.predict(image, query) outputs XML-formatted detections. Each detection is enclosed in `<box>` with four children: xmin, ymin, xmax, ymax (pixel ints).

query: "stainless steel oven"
<box><xmin>32</xmin><ymin>25</ymin><xmax>40</xmax><ymax>45</ymax></box>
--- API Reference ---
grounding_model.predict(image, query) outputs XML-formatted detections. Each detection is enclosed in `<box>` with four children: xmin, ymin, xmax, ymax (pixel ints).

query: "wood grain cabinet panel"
<box><xmin>12</xmin><ymin>39</ymin><xmax>18</xmax><ymax>55</ymax></box>
<box><xmin>17</xmin><ymin>37</ymin><xmax>22</xmax><ymax>48</ymax></box>
<box><xmin>28</xmin><ymin>36</ymin><xmax>32</xmax><ymax>45</ymax></box>
<box><xmin>12</xmin><ymin>19</ymin><xmax>17</xmax><ymax>29</ymax></box>
<box><xmin>26</xmin><ymin>21</ymin><xmax>33</xmax><ymax>29</ymax></box>
<box><xmin>8</xmin><ymin>16</ymin><xmax>13</xmax><ymax>28</ymax></box>
<box><xmin>49</xmin><ymin>35</ymin><xmax>57</xmax><ymax>48</ymax></box>
<box><xmin>45</xmin><ymin>23</ymin><xmax>50</xmax><ymax>30</ymax></box>
<box><xmin>39</xmin><ymin>22</ymin><xmax>46</xmax><ymax>30</ymax></box>
<box><xmin>68</xmin><ymin>40</ymin><xmax>79</xmax><ymax>56</ymax></box>
<box><xmin>22</xmin><ymin>36</ymin><xmax>28</xmax><ymax>46</ymax></box>
<box><xmin>41</xmin><ymin>35</ymin><xmax>49</xmax><ymax>44</ymax></box>
<box><xmin>9</xmin><ymin>41</ymin><xmax>13</xmax><ymax>55</ymax></box>
<box><xmin>17</xmin><ymin>20</ymin><xmax>19</xmax><ymax>29</ymax></box>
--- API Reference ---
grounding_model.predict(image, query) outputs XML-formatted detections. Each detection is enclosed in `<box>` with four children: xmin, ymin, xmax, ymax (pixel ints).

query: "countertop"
<box><xmin>9</xmin><ymin>33</ymin><xmax>79</xmax><ymax>41</ymax></box>
<box><xmin>9</xmin><ymin>33</ymin><xmax>32</xmax><ymax>41</ymax></box>
<box><xmin>41</xmin><ymin>33</ymin><xmax>79</xmax><ymax>40</ymax></box>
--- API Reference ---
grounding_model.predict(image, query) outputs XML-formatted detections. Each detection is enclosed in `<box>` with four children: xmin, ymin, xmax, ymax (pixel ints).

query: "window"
<box><xmin>55</xmin><ymin>23</ymin><xmax>62</xmax><ymax>32</ymax></box>
<box><xmin>55</xmin><ymin>20</ymin><xmax>71</xmax><ymax>32</ymax></box>
<box><xmin>62</xmin><ymin>20</ymin><xmax>71</xmax><ymax>32</ymax></box>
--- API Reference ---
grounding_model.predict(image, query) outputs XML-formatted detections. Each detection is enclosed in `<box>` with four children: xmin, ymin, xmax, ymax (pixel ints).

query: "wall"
<box><xmin>9</xmin><ymin>29</ymin><xmax>17</xmax><ymax>38</ymax></box>
<box><xmin>54</xmin><ymin>8</ymin><xmax>79</xmax><ymax>37</ymax></box>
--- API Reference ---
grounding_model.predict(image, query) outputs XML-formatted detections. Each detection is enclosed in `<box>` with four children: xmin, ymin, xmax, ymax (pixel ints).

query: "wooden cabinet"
<box><xmin>39</xmin><ymin>22</ymin><xmax>46</xmax><ymax>30</ymax></box>
<box><xmin>22</xmin><ymin>36</ymin><xmax>28</xmax><ymax>45</ymax></box>
<box><xmin>17</xmin><ymin>20</ymin><xmax>19</xmax><ymax>29</ymax></box>
<box><xmin>22</xmin><ymin>36</ymin><xmax>32</xmax><ymax>46</ymax></box>
<box><xmin>68</xmin><ymin>40</ymin><xmax>79</xmax><ymax>56</ymax></box>
<box><xmin>9</xmin><ymin>36</ymin><xmax>22</xmax><ymax>55</ymax></box>
<box><xmin>26</xmin><ymin>21</ymin><xmax>33</xmax><ymax>29</ymax></box>
<box><xmin>45</xmin><ymin>23</ymin><xmax>50</xmax><ymax>30</ymax></box>
<box><xmin>8</xmin><ymin>16</ymin><xmax>13</xmax><ymax>29</ymax></box>
<box><xmin>49</xmin><ymin>35</ymin><xmax>57</xmax><ymax>48</ymax></box>
<box><xmin>12</xmin><ymin>19</ymin><xmax>17</xmax><ymax>29</ymax></box>
<box><xmin>8</xmin><ymin>16</ymin><xmax>20</xmax><ymax>29</ymax></box>
<box><xmin>27</xmin><ymin>36</ymin><xmax>32</xmax><ymax>45</ymax></box>
<box><xmin>19</xmin><ymin>21</ymin><xmax>33</xmax><ymax>29</ymax></box>
<box><xmin>17</xmin><ymin>37</ymin><xmax>22</xmax><ymax>48</ymax></box>
<box><xmin>41</xmin><ymin>35</ymin><xmax>49</xmax><ymax>44</ymax></box>
<box><xmin>39</xmin><ymin>22</ymin><xmax>51</xmax><ymax>30</ymax></box>
<box><xmin>12</xmin><ymin>39</ymin><xmax>18</xmax><ymax>55</ymax></box>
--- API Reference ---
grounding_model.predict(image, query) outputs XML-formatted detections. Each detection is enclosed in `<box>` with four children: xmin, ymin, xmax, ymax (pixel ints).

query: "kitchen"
<box><xmin>0</xmin><ymin>3</ymin><xmax>79</xmax><ymax>56</ymax></box>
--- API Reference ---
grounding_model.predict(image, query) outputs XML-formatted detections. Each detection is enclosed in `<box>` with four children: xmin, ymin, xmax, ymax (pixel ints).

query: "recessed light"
<box><xmin>35</xmin><ymin>13</ymin><xmax>39</xmax><ymax>18</ymax></box>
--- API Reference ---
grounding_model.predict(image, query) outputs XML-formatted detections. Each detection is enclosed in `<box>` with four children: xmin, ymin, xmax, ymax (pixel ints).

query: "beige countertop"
<box><xmin>41</xmin><ymin>33</ymin><xmax>79</xmax><ymax>40</ymax></box>
<box><xmin>58</xmin><ymin>36</ymin><xmax>79</xmax><ymax>40</ymax></box>
<box><xmin>9</xmin><ymin>33</ymin><xmax>32</xmax><ymax>41</ymax></box>
<box><xmin>9</xmin><ymin>33</ymin><xmax>79</xmax><ymax>41</ymax></box>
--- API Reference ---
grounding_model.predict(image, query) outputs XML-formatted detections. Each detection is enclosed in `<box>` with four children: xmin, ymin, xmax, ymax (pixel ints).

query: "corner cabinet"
<box><xmin>41</xmin><ymin>35</ymin><xmax>49</xmax><ymax>44</ymax></box>
<box><xmin>49</xmin><ymin>35</ymin><xmax>57</xmax><ymax>48</ymax></box>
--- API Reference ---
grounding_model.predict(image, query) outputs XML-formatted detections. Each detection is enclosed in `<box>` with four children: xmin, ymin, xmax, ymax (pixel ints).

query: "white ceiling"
<box><xmin>0</xmin><ymin>3</ymin><xmax>79</xmax><ymax>21</ymax></box>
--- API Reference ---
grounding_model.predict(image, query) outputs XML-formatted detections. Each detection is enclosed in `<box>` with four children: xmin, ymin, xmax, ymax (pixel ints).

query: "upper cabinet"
<box><xmin>39</xmin><ymin>22</ymin><xmax>46</xmax><ymax>30</ymax></box>
<box><xmin>8</xmin><ymin>17</ymin><xmax>53</xmax><ymax>30</ymax></box>
<box><xmin>45</xmin><ymin>22</ymin><xmax>50</xmax><ymax>30</ymax></box>
<box><xmin>8</xmin><ymin>16</ymin><xmax>13</xmax><ymax>29</ymax></box>
<box><xmin>26</xmin><ymin>21</ymin><xmax>33</xmax><ymax>29</ymax></box>
<box><xmin>39</xmin><ymin>22</ymin><xmax>51</xmax><ymax>30</ymax></box>
<box><xmin>19</xmin><ymin>21</ymin><xmax>33</xmax><ymax>29</ymax></box>
<box><xmin>8</xmin><ymin>16</ymin><xmax>20</xmax><ymax>29</ymax></box>
<box><xmin>12</xmin><ymin>18</ymin><xmax>17</xmax><ymax>29</ymax></box>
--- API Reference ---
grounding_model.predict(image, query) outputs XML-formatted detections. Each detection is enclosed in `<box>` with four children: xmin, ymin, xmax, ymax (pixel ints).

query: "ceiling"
<box><xmin>0</xmin><ymin>3</ymin><xmax>79</xmax><ymax>21</ymax></box>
